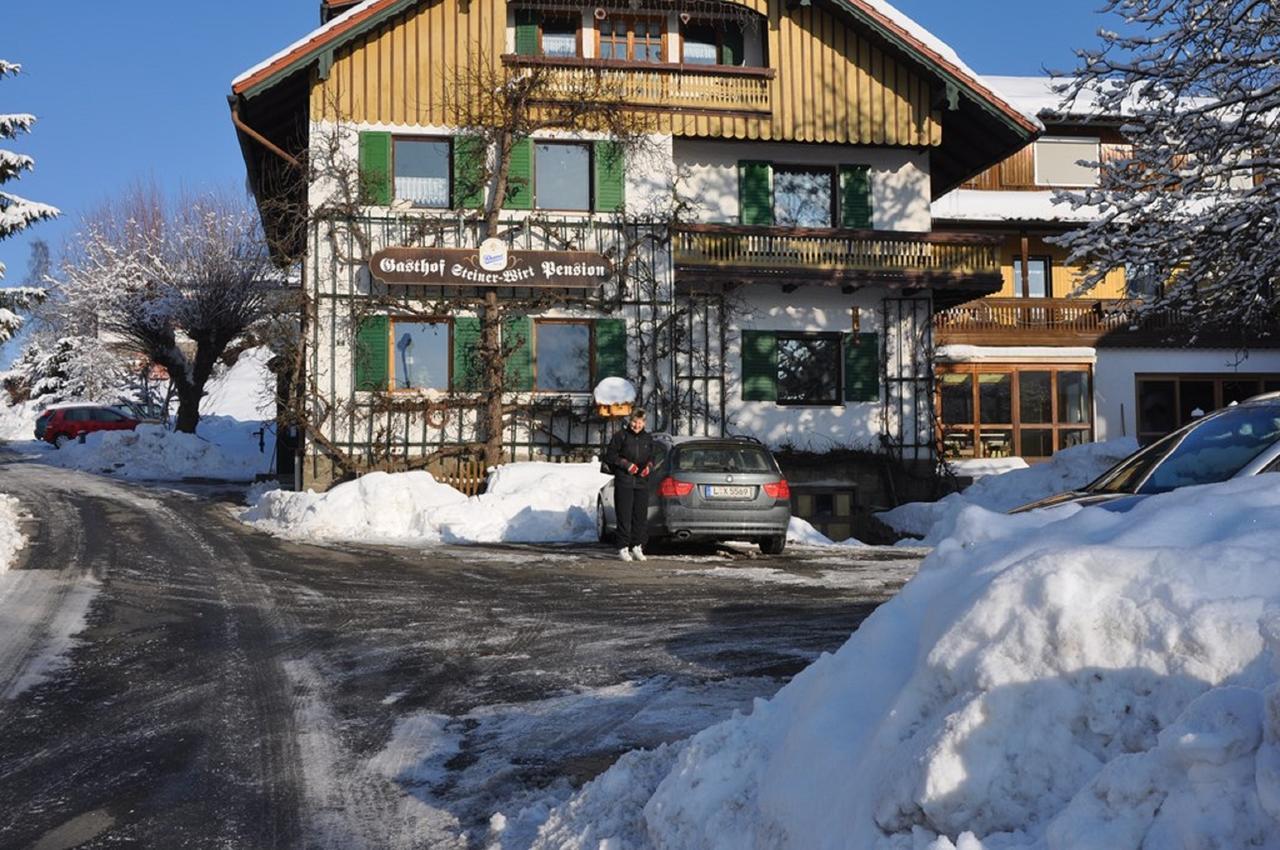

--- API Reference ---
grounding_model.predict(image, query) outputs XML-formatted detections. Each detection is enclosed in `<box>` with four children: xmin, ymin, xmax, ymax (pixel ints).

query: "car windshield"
<box><xmin>1091</xmin><ymin>404</ymin><xmax>1280</xmax><ymax>495</ymax></box>
<box><xmin>674</xmin><ymin>445</ymin><xmax>774</xmax><ymax>473</ymax></box>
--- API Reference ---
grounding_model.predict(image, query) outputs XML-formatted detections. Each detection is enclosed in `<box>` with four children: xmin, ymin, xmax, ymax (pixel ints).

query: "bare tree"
<box><xmin>279</xmin><ymin>58</ymin><xmax>695</xmax><ymax>480</ymax></box>
<box><xmin>56</xmin><ymin>188</ymin><xmax>282</xmax><ymax>432</ymax></box>
<box><xmin>1056</xmin><ymin>0</ymin><xmax>1280</xmax><ymax>340</ymax></box>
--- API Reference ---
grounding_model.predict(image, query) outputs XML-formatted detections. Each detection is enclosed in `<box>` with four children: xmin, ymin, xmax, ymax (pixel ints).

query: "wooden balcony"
<box><xmin>503</xmin><ymin>55</ymin><xmax>772</xmax><ymax>115</ymax></box>
<box><xmin>935</xmin><ymin>298</ymin><xmax>1133</xmax><ymax>345</ymax></box>
<box><xmin>673</xmin><ymin>225</ymin><xmax>1002</xmax><ymax>293</ymax></box>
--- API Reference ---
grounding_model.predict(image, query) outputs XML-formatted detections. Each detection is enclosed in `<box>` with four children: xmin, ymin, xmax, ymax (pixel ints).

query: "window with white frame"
<box><xmin>535</xmin><ymin>321</ymin><xmax>592</xmax><ymax>391</ymax></box>
<box><xmin>391</xmin><ymin>320</ymin><xmax>450</xmax><ymax>390</ymax></box>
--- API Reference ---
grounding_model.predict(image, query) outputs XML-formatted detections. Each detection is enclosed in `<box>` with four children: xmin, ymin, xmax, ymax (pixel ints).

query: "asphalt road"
<box><xmin>0</xmin><ymin>449</ymin><xmax>923</xmax><ymax>849</ymax></box>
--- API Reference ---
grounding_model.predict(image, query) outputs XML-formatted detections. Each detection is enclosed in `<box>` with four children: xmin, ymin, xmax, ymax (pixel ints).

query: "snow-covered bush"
<box><xmin>3</xmin><ymin>335</ymin><xmax>129</xmax><ymax>404</ymax></box>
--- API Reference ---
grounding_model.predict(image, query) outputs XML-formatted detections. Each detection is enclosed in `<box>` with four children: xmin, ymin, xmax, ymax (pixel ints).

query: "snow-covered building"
<box><xmin>932</xmin><ymin>75</ymin><xmax>1280</xmax><ymax>460</ymax></box>
<box><xmin>230</xmin><ymin>0</ymin><xmax>1038</xmax><ymax>489</ymax></box>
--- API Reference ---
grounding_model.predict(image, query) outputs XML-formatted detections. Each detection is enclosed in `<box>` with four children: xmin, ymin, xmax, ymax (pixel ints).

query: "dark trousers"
<box><xmin>614</xmin><ymin>485</ymin><xmax>650</xmax><ymax>549</ymax></box>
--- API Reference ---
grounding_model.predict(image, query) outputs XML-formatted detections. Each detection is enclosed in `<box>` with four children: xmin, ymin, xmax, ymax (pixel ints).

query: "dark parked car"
<box><xmin>36</xmin><ymin>404</ymin><xmax>140</xmax><ymax>449</ymax></box>
<box><xmin>597</xmin><ymin>435</ymin><xmax>792</xmax><ymax>554</ymax></box>
<box><xmin>1012</xmin><ymin>393</ymin><xmax>1280</xmax><ymax>514</ymax></box>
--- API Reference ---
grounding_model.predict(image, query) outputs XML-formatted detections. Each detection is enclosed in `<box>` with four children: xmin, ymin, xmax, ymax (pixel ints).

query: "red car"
<box><xmin>35</xmin><ymin>404</ymin><xmax>139</xmax><ymax>448</ymax></box>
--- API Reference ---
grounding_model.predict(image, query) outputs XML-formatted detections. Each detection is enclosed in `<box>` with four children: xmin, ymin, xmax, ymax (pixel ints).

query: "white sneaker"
<box><xmin>630</xmin><ymin>546</ymin><xmax>648</xmax><ymax>562</ymax></box>
<box><xmin>618</xmin><ymin>547</ymin><xmax>633</xmax><ymax>562</ymax></box>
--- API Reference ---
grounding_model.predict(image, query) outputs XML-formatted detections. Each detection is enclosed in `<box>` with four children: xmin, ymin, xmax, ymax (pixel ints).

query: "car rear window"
<box><xmin>1138</xmin><ymin>405</ymin><xmax>1280</xmax><ymax>494</ymax></box>
<box><xmin>674</xmin><ymin>445</ymin><xmax>775</xmax><ymax>473</ymax></box>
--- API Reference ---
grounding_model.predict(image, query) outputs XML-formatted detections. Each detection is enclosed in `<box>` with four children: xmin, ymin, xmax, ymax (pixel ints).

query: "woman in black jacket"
<box><xmin>604</xmin><ymin>408</ymin><xmax>655</xmax><ymax>561</ymax></box>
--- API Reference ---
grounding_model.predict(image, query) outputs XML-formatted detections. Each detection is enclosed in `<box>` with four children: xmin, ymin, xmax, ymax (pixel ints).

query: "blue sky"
<box><xmin>0</xmin><ymin>0</ymin><xmax>1106</xmax><ymax>284</ymax></box>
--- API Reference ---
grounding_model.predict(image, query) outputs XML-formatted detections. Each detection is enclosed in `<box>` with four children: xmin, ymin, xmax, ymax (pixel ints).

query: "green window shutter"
<box><xmin>844</xmin><ymin>332</ymin><xmax>880</xmax><ymax>402</ymax></box>
<box><xmin>515</xmin><ymin>9</ymin><xmax>538</xmax><ymax>56</ymax></box>
<box><xmin>840</xmin><ymin>165</ymin><xmax>873</xmax><ymax>229</ymax></box>
<box><xmin>720</xmin><ymin>24</ymin><xmax>744</xmax><ymax>66</ymax></box>
<box><xmin>593</xmin><ymin>141</ymin><xmax>625</xmax><ymax>213</ymax></box>
<box><xmin>594</xmin><ymin>318</ymin><xmax>627</xmax><ymax>380</ymax></box>
<box><xmin>503</xmin><ymin>315</ymin><xmax>534</xmax><ymax>391</ymax></box>
<box><xmin>741</xmin><ymin>330</ymin><xmax>778</xmax><ymax>401</ymax></box>
<box><xmin>358</xmin><ymin>131</ymin><xmax>392</xmax><ymax>206</ymax></box>
<box><xmin>451</xmin><ymin>317</ymin><xmax>483</xmax><ymax>391</ymax></box>
<box><xmin>739</xmin><ymin>161</ymin><xmax>773</xmax><ymax>226</ymax></box>
<box><xmin>453</xmin><ymin>135</ymin><xmax>486</xmax><ymax>209</ymax></box>
<box><xmin>354</xmin><ymin>315</ymin><xmax>389</xmax><ymax>391</ymax></box>
<box><xmin>503</xmin><ymin>137</ymin><xmax>533</xmax><ymax>210</ymax></box>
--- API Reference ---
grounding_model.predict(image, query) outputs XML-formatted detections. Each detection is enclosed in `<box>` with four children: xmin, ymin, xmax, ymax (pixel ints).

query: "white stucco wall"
<box><xmin>308</xmin><ymin>121</ymin><xmax>677</xmax><ymax>219</ymax></box>
<box><xmin>1094</xmin><ymin>348</ymin><xmax>1280</xmax><ymax>440</ymax></box>
<box><xmin>725</xmin><ymin>285</ymin><xmax>894</xmax><ymax>450</ymax></box>
<box><xmin>673</xmin><ymin>138</ymin><xmax>932</xmax><ymax>232</ymax></box>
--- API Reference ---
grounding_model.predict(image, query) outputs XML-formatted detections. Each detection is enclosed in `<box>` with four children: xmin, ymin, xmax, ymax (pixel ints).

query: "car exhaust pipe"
<box><xmin>674</xmin><ymin>530</ymin><xmax>692</xmax><ymax>540</ymax></box>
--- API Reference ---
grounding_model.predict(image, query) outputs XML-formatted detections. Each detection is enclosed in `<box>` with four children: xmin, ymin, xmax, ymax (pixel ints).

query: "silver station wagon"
<box><xmin>597</xmin><ymin>435</ymin><xmax>793</xmax><ymax>554</ymax></box>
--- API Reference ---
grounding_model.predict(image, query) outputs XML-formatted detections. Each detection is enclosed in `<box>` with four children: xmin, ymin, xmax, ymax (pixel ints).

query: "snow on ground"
<box><xmin>44</xmin><ymin>422</ymin><xmax>270</xmax><ymax>482</ymax></box>
<box><xmin>243</xmin><ymin>462</ymin><xmax>612</xmax><ymax>546</ymax></box>
<box><xmin>0</xmin><ymin>493</ymin><xmax>25</xmax><ymax>575</ymax></box>
<box><xmin>504</xmin><ymin>475</ymin><xmax>1280</xmax><ymax>849</ymax></box>
<box><xmin>786</xmin><ymin>516</ymin><xmax>867</xmax><ymax>548</ymax></box>
<box><xmin>879</xmin><ymin>438</ymin><xmax>1138</xmax><ymax>544</ymax></box>
<box><xmin>200</xmin><ymin>346</ymin><xmax>275</xmax><ymax>421</ymax></box>
<box><xmin>0</xmin><ymin>398</ymin><xmax>40</xmax><ymax>441</ymax></box>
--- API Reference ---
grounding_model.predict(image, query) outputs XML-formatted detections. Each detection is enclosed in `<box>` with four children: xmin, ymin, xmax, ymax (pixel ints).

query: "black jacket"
<box><xmin>606</xmin><ymin>427</ymin><xmax>655</xmax><ymax>490</ymax></box>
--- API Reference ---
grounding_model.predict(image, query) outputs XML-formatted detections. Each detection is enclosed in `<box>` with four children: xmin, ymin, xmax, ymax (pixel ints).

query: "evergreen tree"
<box><xmin>0</xmin><ymin>59</ymin><xmax>58</xmax><ymax>343</ymax></box>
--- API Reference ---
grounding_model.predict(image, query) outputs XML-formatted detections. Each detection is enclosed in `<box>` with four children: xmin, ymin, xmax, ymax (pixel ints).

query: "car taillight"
<box><xmin>763</xmin><ymin>480</ymin><xmax>791</xmax><ymax>500</ymax></box>
<box><xmin>658</xmin><ymin>476</ymin><xmax>695</xmax><ymax>498</ymax></box>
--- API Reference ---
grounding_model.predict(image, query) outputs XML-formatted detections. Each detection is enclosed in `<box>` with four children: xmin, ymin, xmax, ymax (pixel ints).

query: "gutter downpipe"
<box><xmin>229</xmin><ymin>98</ymin><xmax>302</xmax><ymax>170</ymax></box>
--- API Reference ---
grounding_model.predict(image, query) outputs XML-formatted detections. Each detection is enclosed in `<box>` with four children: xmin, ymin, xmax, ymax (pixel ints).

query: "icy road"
<box><xmin>0</xmin><ymin>449</ymin><xmax>922</xmax><ymax>849</ymax></box>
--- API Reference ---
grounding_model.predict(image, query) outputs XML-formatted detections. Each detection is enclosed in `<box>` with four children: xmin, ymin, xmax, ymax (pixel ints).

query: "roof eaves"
<box><xmin>833</xmin><ymin>0</ymin><xmax>1042</xmax><ymax>138</ymax></box>
<box><xmin>231</xmin><ymin>0</ymin><xmax>418</xmax><ymax>100</ymax></box>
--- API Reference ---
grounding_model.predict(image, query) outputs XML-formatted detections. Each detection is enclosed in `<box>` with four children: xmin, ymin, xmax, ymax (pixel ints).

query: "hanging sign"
<box><xmin>369</xmin><ymin>246</ymin><xmax>612</xmax><ymax>288</ymax></box>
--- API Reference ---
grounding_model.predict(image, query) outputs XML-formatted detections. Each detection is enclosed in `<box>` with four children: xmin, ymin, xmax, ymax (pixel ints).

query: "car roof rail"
<box><xmin>729</xmin><ymin>434</ymin><xmax>764</xmax><ymax>445</ymax></box>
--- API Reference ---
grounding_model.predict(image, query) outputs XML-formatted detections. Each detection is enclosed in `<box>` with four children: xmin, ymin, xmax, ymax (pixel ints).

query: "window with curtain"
<box><xmin>393</xmin><ymin>139</ymin><xmax>451</xmax><ymax>208</ymax></box>
<box><xmin>1011</xmin><ymin>257</ymin><xmax>1051</xmax><ymax>298</ymax></box>
<box><xmin>533</xmin><ymin>142</ymin><xmax>591</xmax><ymax>210</ymax></box>
<box><xmin>541</xmin><ymin>15</ymin><xmax>578</xmax><ymax>57</ymax></box>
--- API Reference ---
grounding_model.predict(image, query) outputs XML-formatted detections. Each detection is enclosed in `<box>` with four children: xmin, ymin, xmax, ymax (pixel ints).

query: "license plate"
<box><xmin>705</xmin><ymin>485</ymin><xmax>755</xmax><ymax>499</ymax></box>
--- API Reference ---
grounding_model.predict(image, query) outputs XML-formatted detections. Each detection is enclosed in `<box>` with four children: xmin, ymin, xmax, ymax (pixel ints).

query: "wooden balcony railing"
<box><xmin>503</xmin><ymin>55</ymin><xmax>773</xmax><ymax>114</ymax></box>
<box><xmin>673</xmin><ymin>224</ymin><xmax>1002</xmax><ymax>283</ymax></box>
<box><xmin>935</xmin><ymin>298</ymin><xmax>1133</xmax><ymax>345</ymax></box>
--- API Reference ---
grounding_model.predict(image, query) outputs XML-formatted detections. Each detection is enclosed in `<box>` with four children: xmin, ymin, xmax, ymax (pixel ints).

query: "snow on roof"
<box><xmin>932</xmin><ymin>189</ymin><xmax>1102</xmax><ymax>224</ymax></box>
<box><xmin>232</xmin><ymin>0</ymin><xmax>384</xmax><ymax>91</ymax></box>
<box><xmin>982</xmin><ymin>76</ymin><xmax>1076</xmax><ymax>119</ymax></box>
<box><xmin>855</xmin><ymin>2</ymin><xmax>1042</xmax><ymax>129</ymax></box>
<box><xmin>936</xmin><ymin>344</ymin><xmax>1098</xmax><ymax>363</ymax></box>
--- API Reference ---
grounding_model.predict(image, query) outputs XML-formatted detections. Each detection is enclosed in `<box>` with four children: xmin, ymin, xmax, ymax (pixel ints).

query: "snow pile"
<box><xmin>594</xmin><ymin>377</ymin><xmax>636</xmax><ymax>405</ymax></box>
<box><xmin>0</xmin><ymin>398</ymin><xmax>41</xmax><ymax>441</ymax></box>
<box><xmin>879</xmin><ymin>438</ymin><xmax>1138</xmax><ymax>544</ymax></box>
<box><xmin>0</xmin><ymin>493</ymin><xmax>24</xmax><ymax>574</ymax></box>
<box><xmin>47</xmin><ymin>423</ymin><xmax>268</xmax><ymax>481</ymax></box>
<box><xmin>244</xmin><ymin>461</ymin><xmax>612</xmax><ymax>546</ymax></box>
<box><xmin>508</xmin><ymin>475</ymin><xmax>1280</xmax><ymax>849</ymax></box>
<box><xmin>787</xmin><ymin>516</ymin><xmax>867</xmax><ymax>548</ymax></box>
<box><xmin>200</xmin><ymin>346</ymin><xmax>275</xmax><ymax>420</ymax></box>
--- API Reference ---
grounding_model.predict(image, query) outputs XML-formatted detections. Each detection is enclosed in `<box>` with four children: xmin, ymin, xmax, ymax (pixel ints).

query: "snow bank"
<box><xmin>879</xmin><ymin>438</ymin><xmax>1138</xmax><ymax>544</ymax></box>
<box><xmin>0</xmin><ymin>493</ymin><xmax>24</xmax><ymax>574</ymax></box>
<box><xmin>787</xmin><ymin>516</ymin><xmax>867</xmax><ymax>548</ymax></box>
<box><xmin>46</xmin><ymin>422</ymin><xmax>269</xmax><ymax>482</ymax></box>
<box><xmin>0</xmin><ymin>399</ymin><xmax>40</xmax><ymax>441</ymax></box>
<box><xmin>515</xmin><ymin>475</ymin><xmax>1280</xmax><ymax>849</ymax></box>
<box><xmin>243</xmin><ymin>461</ymin><xmax>611</xmax><ymax>546</ymax></box>
<box><xmin>200</xmin><ymin>346</ymin><xmax>275</xmax><ymax>421</ymax></box>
